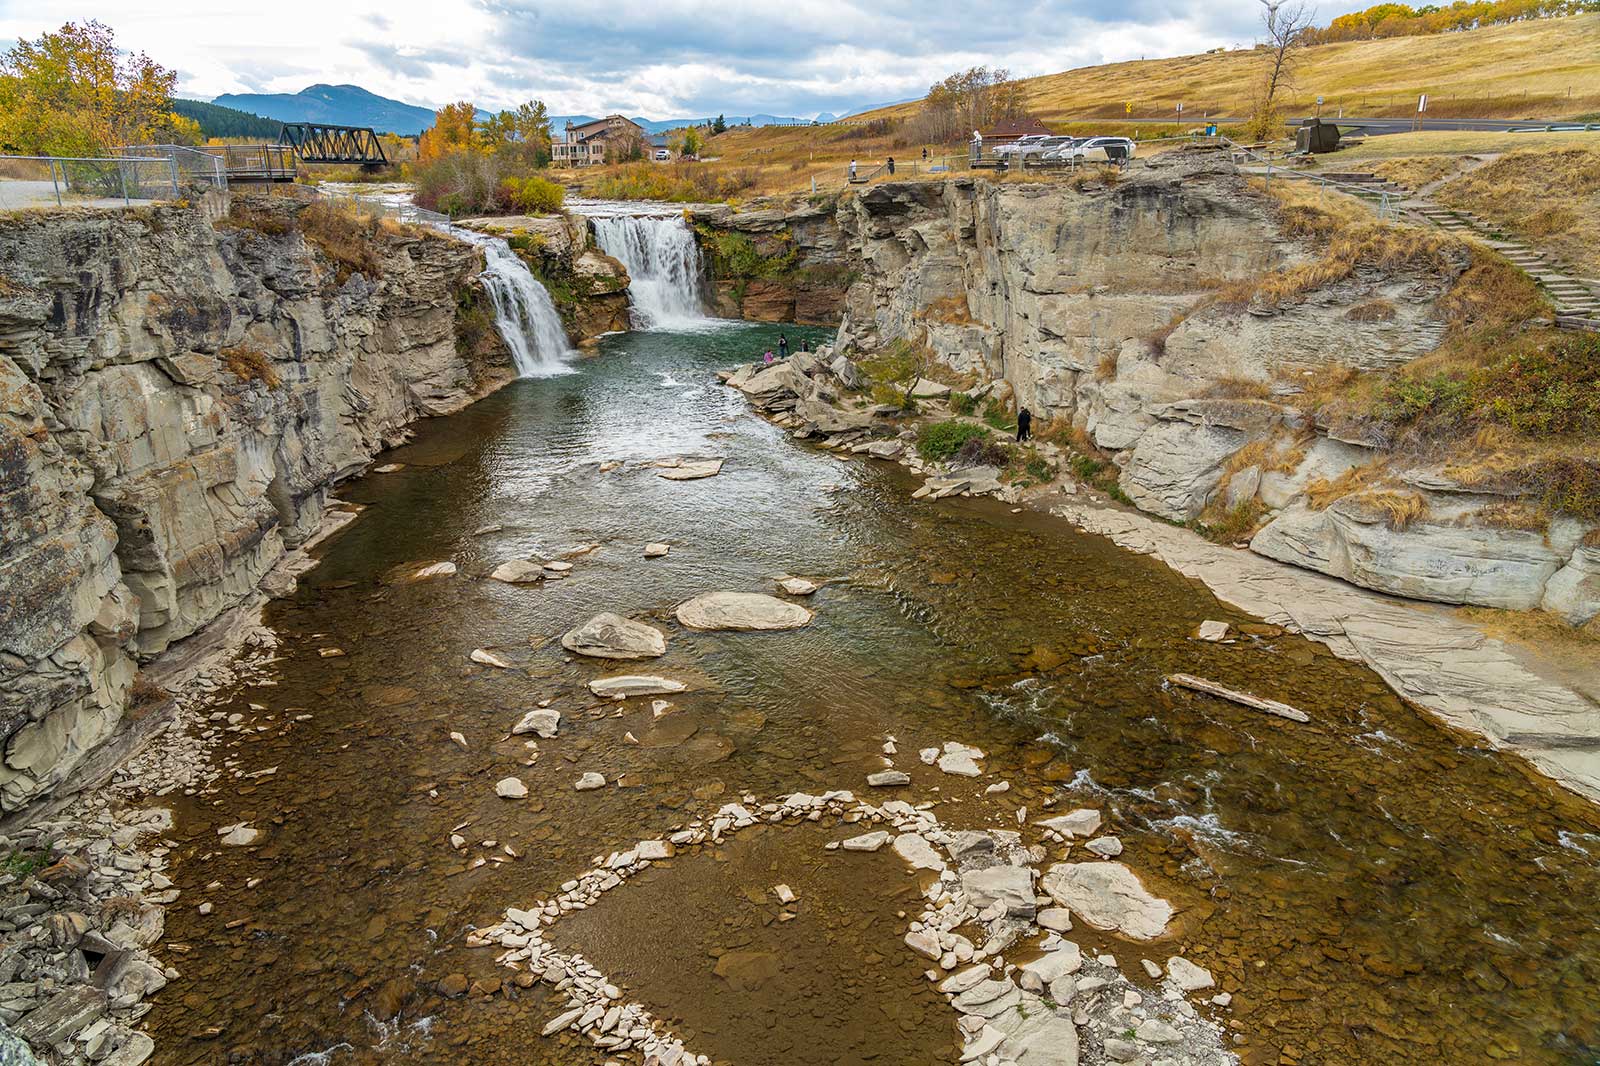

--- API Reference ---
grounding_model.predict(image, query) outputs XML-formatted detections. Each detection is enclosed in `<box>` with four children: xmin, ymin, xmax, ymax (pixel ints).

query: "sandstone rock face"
<box><xmin>0</xmin><ymin>195</ymin><xmax>513</xmax><ymax>811</ymax></box>
<box><xmin>690</xmin><ymin>202</ymin><xmax>850</xmax><ymax>326</ymax></box>
<box><xmin>830</xmin><ymin>156</ymin><xmax>1596</xmax><ymax>619</ymax></box>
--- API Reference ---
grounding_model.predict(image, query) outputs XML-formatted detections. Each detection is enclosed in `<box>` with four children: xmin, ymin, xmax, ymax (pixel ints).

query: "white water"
<box><xmin>583</xmin><ymin>210</ymin><xmax>711</xmax><ymax>330</ymax></box>
<box><xmin>446</xmin><ymin>227</ymin><xmax>575</xmax><ymax>378</ymax></box>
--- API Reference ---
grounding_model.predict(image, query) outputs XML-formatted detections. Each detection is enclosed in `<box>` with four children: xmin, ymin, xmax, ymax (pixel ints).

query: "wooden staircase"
<box><xmin>1412</xmin><ymin>205</ymin><xmax>1600</xmax><ymax>327</ymax></box>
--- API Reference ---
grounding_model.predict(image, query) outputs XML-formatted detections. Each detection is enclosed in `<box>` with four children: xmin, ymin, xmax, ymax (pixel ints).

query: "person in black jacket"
<box><xmin>1016</xmin><ymin>407</ymin><xmax>1033</xmax><ymax>442</ymax></box>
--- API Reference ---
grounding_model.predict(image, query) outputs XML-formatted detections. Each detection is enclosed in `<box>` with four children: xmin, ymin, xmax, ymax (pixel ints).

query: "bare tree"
<box><xmin>1250</xmin><ymin>0</ymin><xmax>1316</xmax><ymax>139</ymax></box>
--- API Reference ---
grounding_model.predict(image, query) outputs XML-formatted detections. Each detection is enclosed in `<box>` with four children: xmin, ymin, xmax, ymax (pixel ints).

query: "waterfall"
<box><xmin>447</xmin><ymin>227</ymin><xmax>574</xmax><ymax>378</ymax></box>
<box><xmin>586</xmin><ymin>213</ymin><xmax>709</xmax><ymax>330</ymax></box>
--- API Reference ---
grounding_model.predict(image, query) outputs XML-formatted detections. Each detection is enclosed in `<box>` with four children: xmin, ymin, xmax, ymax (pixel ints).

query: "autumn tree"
<box><xmin>672</xmin><ymin>125</ymin><xmax>704</xmax><ymax>159</ymax></box>
<box><xmin>419</xmin><ymin>100</ymin><xmax>479</xmax><ymax>162</ymax></box>
<box><xmin>913</xmin><ymin>67</ymin><xmax>1029</xmax><ymax>144</ymax></box>
<box><xmin>0</xmin><ymin>20</ymin><xmax>183</xmax><ymax>156</ymax></box>
<box><xmin>1246</xmin><ymin>0</ymin><xmax>1316</xmax><ymax>140</ymax></box>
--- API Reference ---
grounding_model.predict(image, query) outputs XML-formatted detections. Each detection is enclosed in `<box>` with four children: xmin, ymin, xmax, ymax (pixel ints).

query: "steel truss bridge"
<box><xmin>277</xmin><ymin>123</ymin><xmax>389</xmax><ymax>168</ymax></box>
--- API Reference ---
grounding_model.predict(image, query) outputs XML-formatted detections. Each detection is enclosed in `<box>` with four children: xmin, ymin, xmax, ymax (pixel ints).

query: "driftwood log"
<box><xmin>1166</xmin><ymin>673</ymin><xmax>1311</xmax><ymax>723</ymax></box>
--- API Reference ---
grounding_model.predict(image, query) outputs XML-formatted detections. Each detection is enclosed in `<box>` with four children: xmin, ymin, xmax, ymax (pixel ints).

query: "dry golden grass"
<box><xmin>925</xmin><ymin>294</ymin><xmax>974</xmax><ymax>324</ymax></box>
<box><xmin>1358</xmin><ymin>489</ymin><xmax>1429</xmax><ymax>529</ymax></box>
<box><xmin>219</xmin><ymin>345</ymin><xmax>281</xmax><ymax>388</ymax></box>
<box><xmin>1306</xmin><ymin>463</ymin><xmax>1384</xmax><ymax>509</ymax></box>
<box><xmin>1370</xmin><ymin>155</ymin><xmax>1468</xmax><ymax>190</ymax></box>
<box><xmin>300</xmin><ymin>201</ymin><xmax>389</xmax><ymax>285</ymax></box>
<box><xmin>1434</xmin><ymin>145</ymin><xmax>1600</xmax><ymax>276</ymax></box>
<box><xmin>861</xmin><ymin>14</ymin><xmax>1600</xmax><ymax>125</ymax></box>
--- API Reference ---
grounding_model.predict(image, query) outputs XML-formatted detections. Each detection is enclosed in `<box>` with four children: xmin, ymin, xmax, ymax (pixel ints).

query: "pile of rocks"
<box><xmin>0</xmin><ymin>796</ymin><xmax>178</xmax><ymax>1065</ymax></box>
<box><xmin>719</xmin><ymin>352</ymin><xmax>1032</xmax><ymax>505</ymax></box>
<box><xmin>473</xmin><ymin>757</ymin><xmax>1238</xmax><ymax>1066</ymax></box>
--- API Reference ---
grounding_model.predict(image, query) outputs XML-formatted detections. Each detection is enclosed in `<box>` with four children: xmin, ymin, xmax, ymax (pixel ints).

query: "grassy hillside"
<box><xmin>861</xmin><ymin>13</ymin><xmax>1600</xmax><ymax>123</ymax></box>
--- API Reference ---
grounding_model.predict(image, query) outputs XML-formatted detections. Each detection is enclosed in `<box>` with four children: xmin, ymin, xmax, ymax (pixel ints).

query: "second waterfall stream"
<box><xmin>581</xmin><ymin>208</ymin><xmax>711</xmax><ymax>330</ymax></box>
<box><xmin>448</xmin><ymin>226</ymin><xmax>576</xmax><ymax>378</ymax></box>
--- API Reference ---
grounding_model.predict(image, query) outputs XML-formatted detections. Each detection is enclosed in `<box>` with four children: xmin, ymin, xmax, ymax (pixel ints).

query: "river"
<box><xmin>142</xmin><ymin>319</ymin><xmax>1600</xmax><ymax>1066</ymax></box>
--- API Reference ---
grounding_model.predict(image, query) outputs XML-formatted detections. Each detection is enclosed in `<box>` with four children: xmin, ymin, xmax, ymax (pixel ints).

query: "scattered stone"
<box><xmin>657</xmin><ymin>458</ymin><xmax>725</xmax><ymax>480</ymax></box>
<box><xmin>841</xmin><ymin>831</ymin><xmax>890</xmax><ymax>852</ymax></box>
<box><xmin>919</xmin><ymin>747</ymin><xmax>939</xmax><ymax>765</ymax></box>
<box><xmin>1085</xmin><ymin>835</ymin><xmax>1124</xmax><ymax>858</ymax></box>
<box><xmin>676</xmin><ymin>591</ymin><xmax>813</xmax><ymax>631</ymax></box>
<box><xmin>561</xmin><ymin>613</ymin><xmax>668</xmax><ymax>659</ymax></box>
<box><xmin>1137</xmin><ymin>1018</ymin><xmax>1184</xmax><ymax>1044</ymax></box>
<box><xmin>867</xmin><ymin>770</ymin><xmax>911</xmax><ymax>787</ymax></box>
<box><xmin>575</xmin><ymin>772</ymin><xmax>607</xmax><ymax>791</ymax></box>
<box><xmin>317</xmin><ymin>647</ymin><xmax>345</xmax><ymax>658</ymax></box>
<box><xmin>471</xmin><ymin>648</ymin><xmax>513</xmax><ymax>669</ymax></box>
<box><xmin>587</xmin><ymin>675</ymin><xmax>687</xmax><ymax>698</ymax></box>
<box><xmin>778</xmin><ymin>576</ymin><xmax>821</xmax><ymax>596</ymax></box>
<box><xmin>891</xmin><ymin>833</ymin><xmax>945</xmax><ymax>871</ymax></box>
<box><xmin>1166</xmin><ymin>956</ymin><xmax>1216</xmax><ymax>992</ymax></box>
<box><xmin>1037</xmin><ymin>907</ymin><xmax>1073</xmax><ymax>932</ymax></box>
<box><xmin>449</xmin><ymin>731</ymin><xmax>468</xmax><ymax>750</ymax></box>
<box><xmin>412</xmin><ymin>561</ymin><xmax>457</xmax><ymax>580</ymax></box>
<box><xmin>512</xmin><ymin>708</ymin><xmax>561</xmax><ymax>738</ymax></box>
<box><xmin>644</xmin><ymin>542</ymin><xmax>671</xmax><ymax>558</ymax></box>
<box><xmin>1037</xmin><ymin>808</ymin><xmax>1101</xmax><ymax>838</ymax></box>
<box><xmin>774</xmin><ymin>884</ymin><xmax>797</xmax><ymax>904</ymax></box>
<box><xmin>636</xmin><ymin>840</ymin><xmax>673</xmax><ymax>860</ymax></box>
<box><xmin>936</xmin><ymin>742</ymin><xmax>984</xmax><ymax>777</ymax></box>
<box><xmin>1141</xmin><ymin>958</ymin><xmax>1164</xmax><ymax>979</ymax></box>
<box><xmin>490</xmin><ymin>560</ymin><xmax>546</xmax><ymax>584</ymax></box>
<box><xmin>217</xmin><ymin>822</ymin><xmax>259</xmax><ymax>846</ymax></box>
<box><xmin>960</xmin><ymin>866</ymin><xmax>1036</xmax><ymax>918</ymax></box>
<box><xmin>496</xmin><ymin>778</ymin><xmax>529</xmax><ymax>799</ymax></box>
<box><xmin>1195</xmin><ymin>619</ymin><xmax>1231</xmax><ymax>642</ymax></box>
<box><xmin>472</xmin><ymin>523</ymin><xmax>503</xmax><ymax>536</ymax></box>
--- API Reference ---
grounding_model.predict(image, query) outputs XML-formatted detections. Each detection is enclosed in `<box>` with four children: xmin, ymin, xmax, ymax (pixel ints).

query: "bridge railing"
<box><xmin>118</xmin><ymin>144</ymin><xmax>296</xmax><ymax>184</ymax></box>
<box><xmin>0</xmin><ymin>154</ymin><xmax>180</xmax><ymax>212</ymax></box>
<box><xmin>117</xmin><ymin>144</ymin><xmax>227</xmax><ymax>188</ymax></box>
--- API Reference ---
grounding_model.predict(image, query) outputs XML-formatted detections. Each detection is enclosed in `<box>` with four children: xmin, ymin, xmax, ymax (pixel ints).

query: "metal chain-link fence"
<box><xmin>0</xmin><ymin>155</ymin><xmax>178</xmax><ymax>212</ymax></box>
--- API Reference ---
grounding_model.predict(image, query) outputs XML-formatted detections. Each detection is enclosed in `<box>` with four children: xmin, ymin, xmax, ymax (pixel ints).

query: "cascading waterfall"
<box><xmin>586</xmin><ymin>213</ymin><xmax>710</xmax><ymax>330</ymax></box>
<box><xmin>447</xmin><ymin>227</ymin><xmax>574</xmax><ymax>378</ymax></box>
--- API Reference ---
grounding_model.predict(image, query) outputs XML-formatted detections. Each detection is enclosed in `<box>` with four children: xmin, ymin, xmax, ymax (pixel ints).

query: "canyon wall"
<box><xmin>827</xmin><ymin>153</ymin><xmax>1598</xmax><ymax>625</ymax></box>
<box><xmin>0</xmin><ymin>195</ymin><xmax>512</xmax><ymax>812</ymax></box>
<box><xmin>689</xmin><ymin>202</ymin><xmax>853</xmax><ymax>325</ymax></box>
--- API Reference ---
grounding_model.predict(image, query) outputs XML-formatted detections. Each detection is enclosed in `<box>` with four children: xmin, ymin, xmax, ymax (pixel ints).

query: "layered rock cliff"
<box><xmin>829</xmin><ymin>153</ymin><xmax>1598</xmax><ymax>625</ymax></box>
<box><xmin>0</xmin><ymin>195</ymin><xmax>511</xmax><ymax>811</ymax></box>
<box><xmin>689</xmin><ymin>201</ymin><xmax>853</xmax><ymax>325</ymax></box>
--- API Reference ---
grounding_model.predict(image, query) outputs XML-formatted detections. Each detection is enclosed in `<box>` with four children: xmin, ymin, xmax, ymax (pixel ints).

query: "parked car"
<box><xmin>993</xmin><ymin>134</ymin><xmax>1050</xmax><ymax>159</ymax></box>
<box><xmin>1065</xmin><ymin>137</ymin><xmax>1137</xmax><ymax>163</ymax></box>
<box><xmin>654</xmin><ymin>149</ymin><xmax>671</xmax><ymax>161</ymax></box>
<box><xmin>1013</xmin><ymin>136</ymin><xmax>1075</xmax><ymax>161</ymax></box>
<box><xmin>1039</xmin><ymin>138</ymin><xmax>1087</xmax><ymax>161</ymax></box>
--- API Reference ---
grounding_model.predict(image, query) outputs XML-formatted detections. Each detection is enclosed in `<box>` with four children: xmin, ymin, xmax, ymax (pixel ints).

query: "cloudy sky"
<box><xmin>0</xmin><ymin>0</ymin><xmax>1351</xmax><ymax>119</ymax></box>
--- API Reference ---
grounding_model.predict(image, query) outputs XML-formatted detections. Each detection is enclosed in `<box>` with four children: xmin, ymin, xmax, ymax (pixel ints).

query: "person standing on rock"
<box><xmin>887</xmin><ymin>156</ymin><xmax>895</xmax><ymax>175</ymax></box>
<box><xmin>778</xmin><ymin>333</ymin><xmax>789</xmax><ymax>359</ymax></box>
<box><xmin>849</xmin><ymin>158</ymin><xmax>858</xmax><ymax>181</ymax></box>
<box><xmin>1016</xmin><ymin>407</ymin><xmax>1033</xmax><ymax>443</ymax></box>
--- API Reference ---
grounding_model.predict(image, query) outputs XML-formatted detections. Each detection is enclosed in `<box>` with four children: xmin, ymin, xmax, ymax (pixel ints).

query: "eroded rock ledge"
<box><xmin>0</xmin><ymin>196</ymin><xmax>512</xmax><ymax>812</ymax></box>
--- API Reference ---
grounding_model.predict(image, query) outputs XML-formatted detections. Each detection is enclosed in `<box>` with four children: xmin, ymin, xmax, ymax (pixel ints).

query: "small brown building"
<box><xmin>980</xmin><ymin>117</ymin><xmax>1055</xmax><ymax>146</ymax></box>
<box><xmin>552</xmin><ymin>115</ymin><xmax>646</xmax><ymax>167</ymax></box>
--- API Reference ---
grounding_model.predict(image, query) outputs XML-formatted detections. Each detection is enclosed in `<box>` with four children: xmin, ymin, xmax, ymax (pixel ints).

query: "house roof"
<box><xmin>567</xmin><ymin>114</ymin><xmax>644</xmax><ymax>139</ymax></box>
<box><xmin>981</xmin><ymin>117</ymin><xmax>1054</xmax><ymax>140</ymax></box>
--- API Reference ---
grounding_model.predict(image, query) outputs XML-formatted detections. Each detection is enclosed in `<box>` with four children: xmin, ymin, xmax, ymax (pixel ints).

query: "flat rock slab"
<box><xmin>961</xmin><ymin>865</ymin><xmax>1036</xmax><ymax>918</ymax></box>
<box><xmin>676</xmin><ymin>591</ymin><xmax>813</xmax><ymax>631</ymax></box>
<box><xmin>778</xmin><ymin>576</ymin><xmax>821</xmax><ymax>595</ymax></box>
<box><xmin>561</xmin><ymin>613</ymin><xmax>668</xmax><ymax>659</ymax></box>
<box><xmin>1041</xmin><ymin>861</ymin><xmax>1173</xmax><ymax>940</ymax></box>
<box><xmin>489</xmin><ymin>560</ymin><xmax>545</xmax><ymax>584</ymax></box>
<box><xmin>588</xmin><ymin>675</ymin><xmax>688</xmax><ymax>698</ymax></box>
<box><xmin>512</xmin><ymin>709</ymin><xmax>561</xmax><ymax>738</ymax></box>
<box><xmin>657</xmin><ymin>459</ymin><xmax>725</xmax><ymax>480</ymax></box>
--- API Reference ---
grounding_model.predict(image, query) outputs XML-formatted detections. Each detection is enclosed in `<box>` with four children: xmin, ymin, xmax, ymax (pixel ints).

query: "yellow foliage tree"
<box><xmin>419</xmin><ymin>101</ymin><xmax>480</xmax><ymax>162</ymax></box>
<box><xmin>0</xmin><ymin>20</ymin><xmax>180</xmax><ymax>156</ymax></box>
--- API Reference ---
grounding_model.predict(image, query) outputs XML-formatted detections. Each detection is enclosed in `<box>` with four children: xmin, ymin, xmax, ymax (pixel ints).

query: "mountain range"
<box><xmin>206</xmin><ymin>84</ymin><xmax>883</xmax><ymax>135</ymax></box>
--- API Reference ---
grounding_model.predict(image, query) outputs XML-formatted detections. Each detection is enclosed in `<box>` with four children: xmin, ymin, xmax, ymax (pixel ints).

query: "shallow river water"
<box><xmin>145</xmin><ymin>322</ymin><xmax>1600</xmax><ymax>1066</ymax></box>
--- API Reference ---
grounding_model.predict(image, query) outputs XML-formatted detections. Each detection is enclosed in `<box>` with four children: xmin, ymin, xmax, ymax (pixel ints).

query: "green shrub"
<box><xmin>982</xmin><ymin>398</ymin><xmax>1015</xmax><ymax>431</ymax></box>
<box><xmin>502</xmin><ymin>175</ymin><xmax>564</xmax><ymax>214</ymax></box>
<box><xmin>917</xmin><ymin>421</ymin><xmax>992</xmax><ymax>463</ymax></box>
<box><xmin>950</xmin><ymin>391</ymin><xmax>977</xmax><ymax>416</ymax></box>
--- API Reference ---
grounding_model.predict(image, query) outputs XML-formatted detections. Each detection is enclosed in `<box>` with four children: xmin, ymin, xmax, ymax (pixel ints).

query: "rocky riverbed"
<box><xmin>7</xmin><ymin>321</ymin><xmax>1599</xmax><ymax>1066</ymax></box>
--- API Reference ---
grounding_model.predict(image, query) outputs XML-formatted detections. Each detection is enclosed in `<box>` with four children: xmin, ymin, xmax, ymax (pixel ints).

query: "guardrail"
<box><xmin>0</xmin><ymin>154</ymin><xmax>180</xmax><ymax>211</ymax></box>
<box><xmin>274</xmin><ymin>183</ymin><xmax>449</xmax><ymax>225</ymax></box>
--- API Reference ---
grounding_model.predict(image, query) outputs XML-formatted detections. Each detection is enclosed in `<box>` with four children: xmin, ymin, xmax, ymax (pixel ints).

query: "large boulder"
<box><xmin>1543</xmin><ymin>544</ymin><xmax>1600</xmax><ymax>626</ymax></box>
<box><xmin>676</xmin><ymin>591</ymin><xmax>813</xmax><ymax>631</ymax></box>
<box><xmin>1119</xmin><ymin>421</ymin><xmax>1249</xmax><ymax>522</ymax></box>
<box><xmin>1041</xmin><ymin>862</ymin><xmax>1173</xmax><ymax>940</ymax></box>
<box><xmin>561</xmin><ymin>613</ymin><xmax>667</xmax><ymax>659</ymax></box>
